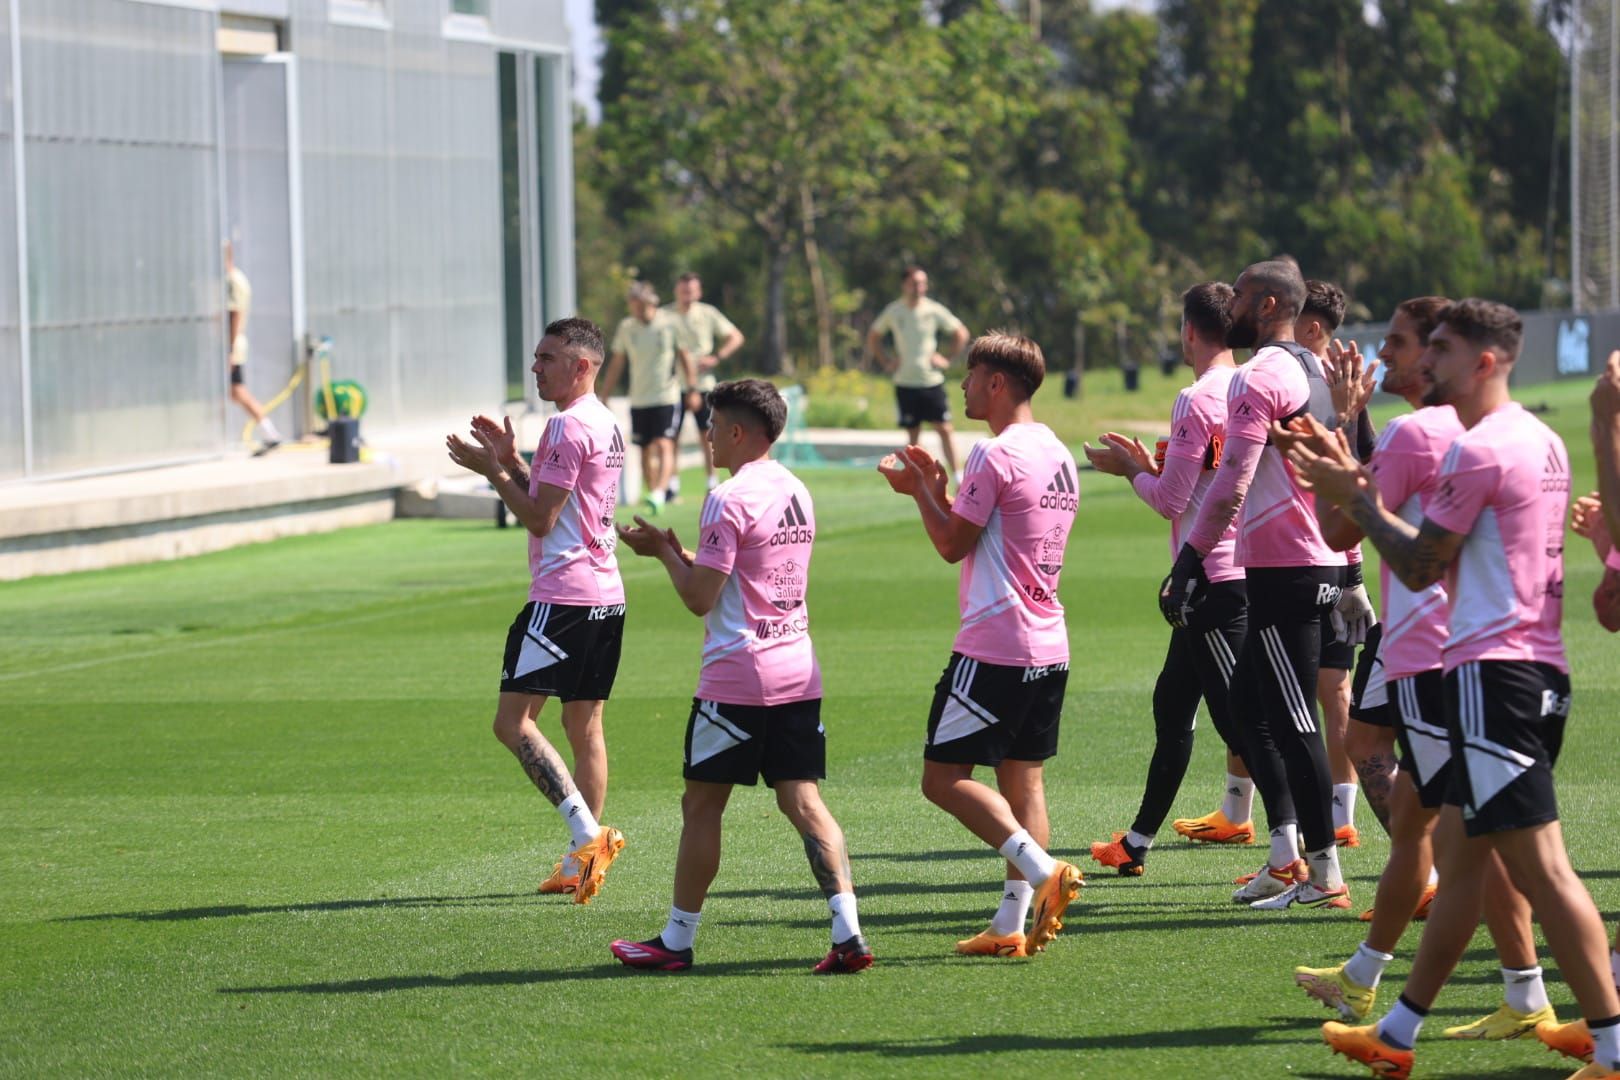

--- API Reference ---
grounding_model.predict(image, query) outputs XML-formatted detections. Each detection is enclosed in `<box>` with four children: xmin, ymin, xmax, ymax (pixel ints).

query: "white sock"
<box><xmin>1268</xmin><ymin>824</ymin><xmax>1300</xmax><ymax>869</ymax></box>
<box><xmin>1376</xmin><ymin>997</ymin><xmax>1427</xmax><ymax>1050</ymax></box>
<box><xmin>661</xmin><ymin>905</ymin><xmax>701</xmax><ymax>951</ymax></box>
<box><xmin>668</xmin><ymin>475</ymin><xmax>681</xmax><ymax>495</ymax></box>
<box><xmin>989</xmin><ymin>880</ymin><xmax>1033</xmax><ymax>936</ymax></box>
<box><xmin>1333</xmin><ymin>784</ymin><xmax>1358</xmax><ymax>830</ymax></box>
<box><xmin>828</xmin><ymin>892</ymin><xmax>861</xmax><ymax>944</ymax></box>
<box><xmin>1307</xmin><ymin>845</ymin><xmax>1345</xmax><ymax>890</ymax></box>
<box><xmin>1610</xmin><ymin>947</ymin><xmax>1620</xmax><ymax>991</ymax></box>
<box><xmin>1344</xmin><ymin>942</ymin><xmax>1394</xmax><ymax>989</ymax></box>
<box><xmin>1125</xmin><ymin>830</ymin><xmax>1155</xmax><ymax>851</ymax></box>
<box><xmin>998</xmin><ymin>829</ymin><xmax>1058</xmax><ymax>883</ymax></box>
<box><xmin>649</xmin><ymin>490</ymin><xmax>665</xmax><ymax>506</ymax></box>
<box><xmin>1502</xmin><ymin>966</ymin><xmax>1549</xmax><ymax>1014</ymax></box>
<box><xmin>1222</xmin><ymin>774</ymin><xmax>1255</xmax><ymax>823</ymax></box>
<box><xmin>259</xmin><ymin>418</ymin><xmax>283</xmax><ymax>442</ymax></box>
<box><xmin>1427</xmin><ymin>865</ymin><xmax>1439</xmax><ymax>887</ymax></box>
<box><xmin>561</xmin><ymin>853</ymin><xmax>581</xmax><ymax>877</ymax></box>
<box><xmin>557</xmin><ymin>792</ymin><xmax>599</xmax><ymax>848</ymax></box>
<box><xmin>1593</xmin><ymin>1019</ymin><xmax>1620</xmax><ymax>1070</ymax></box>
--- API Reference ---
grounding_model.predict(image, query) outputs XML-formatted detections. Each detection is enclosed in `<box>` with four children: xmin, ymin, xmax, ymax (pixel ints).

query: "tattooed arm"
<box><xmin>1339</xmin><ymin>496</ymin><xmax>1465</xmax><ymax>593</ymax></box>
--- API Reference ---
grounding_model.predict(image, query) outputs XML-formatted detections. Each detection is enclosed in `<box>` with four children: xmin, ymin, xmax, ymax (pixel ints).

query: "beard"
<box><xmin>1225</xmin><ymin>317</ymin><xmax>1259</xmax><ymax>349</ymax></box>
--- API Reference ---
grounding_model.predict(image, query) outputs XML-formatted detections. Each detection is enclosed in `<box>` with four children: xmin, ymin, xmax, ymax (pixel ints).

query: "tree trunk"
<box><xmin>761</xmin><ymin>237</ymin><xmax>791</xmax><ymax>375</ymax></box>
<box><xmin>800</xmin><ymin>184</ymin><xmax>835</xmax><ymax>369</ymax></box>
<box><xmin>1071</xmin><ymin>312</ymin><xmax>1085</xmax><ymax>398</ymax></box>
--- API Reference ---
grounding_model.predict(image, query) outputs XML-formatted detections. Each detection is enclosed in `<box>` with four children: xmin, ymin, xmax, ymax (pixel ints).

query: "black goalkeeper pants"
<box><xmin>1229</xmin><ymin>565</ymin><xmax>1343</xmax><ymax>854</ymax></box>
<box><xmin>1130</xmin><ymin>581</ymin><xmax>1249</xmax><ymax>838</ymax></box>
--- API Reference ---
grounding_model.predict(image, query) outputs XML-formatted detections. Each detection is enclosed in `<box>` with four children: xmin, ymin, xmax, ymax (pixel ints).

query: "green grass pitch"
<box><xmin>1</xmin><ymin>376</ymin><xmax>1615</xmax><ymax>1077</ymax></box>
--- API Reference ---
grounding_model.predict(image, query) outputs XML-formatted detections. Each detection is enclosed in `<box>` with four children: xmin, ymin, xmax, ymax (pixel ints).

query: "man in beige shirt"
<box><xmin>664</xmin><ymin>272</ymin><xmax>745</xmax><ymax>494</ymax></box>
<box><xmin>226</xmin><ymin>243</ymin><xmax>282</xmax><ymax>454</ymax></box>
<box><xmin>602</xmin><ymin>282</ymin><xmax>697</xmax><ymax>513</ymax></box>
<box><xmin>867</xmin><ymin>266</ymin><xmax>969</xmax><ymax>481</ymax></box>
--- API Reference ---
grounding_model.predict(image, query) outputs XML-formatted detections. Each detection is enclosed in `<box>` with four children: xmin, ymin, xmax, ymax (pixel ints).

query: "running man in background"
<box><xmin>1083</xmin><ymin>282</ymin><xmax>1255</xmax><ymax>876</ymax></box>
<box><xmin>868</xmin><ymin>266</ymin><xmax>970</xmax><ymax>484</ymax></box>
<box><xmin>1294</xmin><ymin>279</ymin><xmax>1379</xmax><ymax>844</ymax></box>
<box><xmin>665</xmin><ymin>272</ymin><xmax>745</xmax><ymax>498</ymax></box>
<box><xmin>610</xmin><ymin>379</ymin><xmax>871</xmax><ymax>975</ymax></box>
<box><xmin>1285</xmin><ymin>300</ymin><xmax>1620</xmax><ymax>1080</ymax></box>
<box><xmin>880</xmin><ymin>331</ymin><xmax>1083</xmax><ymax>958</ymax></box>
<box><xmin>602</xmin><ymin>282</ymin><xmax>699</xmax><ymax>515</ymax></box>
<box><xmin>225</xmin><ymin>243</ymin><xmax>282</xmax><ymax>455</ymax></box>
<box><xmin>1290</xmin><ymin>297</ymin><xmax>1554</xmax><ymax>1045</ymax></box>
<box><xmin>446</xmin><ymin>317</ymin><xmax>627</xmax><ymax>904</ymax></box>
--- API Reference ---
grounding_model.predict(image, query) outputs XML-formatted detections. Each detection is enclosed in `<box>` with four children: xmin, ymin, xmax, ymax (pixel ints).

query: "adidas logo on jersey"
<box><xmin>1040</xmin><ymin>463</ymin><xmax>1078</xmax><ymax>511</ymax></box>
<box><xmin>770</xmin><ymin>494</ymin><xmax>814</xmax><ymax>546</ymax></box>
<box><xmin>607</xmin><ymin>429</ymin><xmax>626</xmax><ymax>470</ymax></box>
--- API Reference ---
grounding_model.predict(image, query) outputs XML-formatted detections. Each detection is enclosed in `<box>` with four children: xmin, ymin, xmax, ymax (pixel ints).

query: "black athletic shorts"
<box><xmin>230</xmin><ymin>364</ymin><xmax>245</xmax><ymax>387</ymax></box>
<box><xmin>499</xmin><ymin>601</ymin><xmax>625</xmax><ymax>701</ymax></box>
<box><xmin>923</xmin><ymin>652</ymin><xmax>1067</xmax><ymax>766</ymax></box>
<box><xmin>691</xmin><ymin>392</ymin><xmax>714</xmax><ymax>432</ymax></box>
<box><xmin>1391</xmin><ymin>670</ymin><xmax>1451</xmax><ymax>808</ymax></box>
<box><xmin>1349</xmin><ymin>622</ymin><xmax>1391</xmax><ymax>726</ymax></box>
<box><xmin>896</xmin><ymin>384</ymin><xmax>950</xmax><ymax>428</ymax></box>
<box><xmin>683</xmin><ymin>697</ymin><xmax>825</xmax><ymax>787</ymax></box>
<box><xmin>1319</xmin><ymin>566</ymin><xmax>1355</xmax><ymax>671</ymax></box>
<box><xmin>1444</xmin><ymin>660</ymin><xmax>1571</xmax><ymax>837</ymax></box>
<box><xmin>630</xmin><ymin>404</ymin><xmax>683</xmax><ymax>447</ymax></box>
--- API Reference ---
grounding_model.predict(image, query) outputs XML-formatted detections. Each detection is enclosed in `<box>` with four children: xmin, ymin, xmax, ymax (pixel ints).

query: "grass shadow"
<box><xmin>57</xmin><ymin>892</ymin><xmax>533</xmax><ymax>923</ymax></box>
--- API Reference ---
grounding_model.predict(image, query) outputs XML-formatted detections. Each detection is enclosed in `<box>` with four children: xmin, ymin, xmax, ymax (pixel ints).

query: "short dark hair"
<box><xmin>1182</xmin><ymin>281</ymin><xmax>1234</xmax><ymax>344</ymax></box>
<box><xmin>1394</xmin><ymin>296</ymin><xmax>1450</xmax><ymax>345</ymax></box>
<box><xmin>1241</xmin><ymin>259</ymin><xmax>1307</xmax><ymax>321</ymax></box>
<box><xmin>1302</xmin><ymin>279</ymin><xmax>1346</xmax><ymax>333</ymax></box>
<box><xmin>543</xmin><ymin>317</ymin><xmax>605</xmax><ymax>361</ymax></box>
<box><xmin>1438</xmin><ymin>299</ymin><xmax>1523</xmax><ymax>364</ymax></box>
<box><xmin>676</xmin><ymin>271</ymin><xmax>701</xmax><ymax>285</ymax></box>
<box><xmin>708</xmin><ymin>378</ymin><xmax>788</xmax><ymax>443</ymax></box>
<box><xmin>967</xmin><ymin>331</ymin><xmax>1045</xmax><ymax>399</ymax></box>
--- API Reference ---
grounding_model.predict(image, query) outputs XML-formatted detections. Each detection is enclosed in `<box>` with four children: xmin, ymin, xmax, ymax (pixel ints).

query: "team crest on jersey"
<box><xmin>1036</xmin><ymin>524</ymin><xmax>1066</xmax><ymax>575</ymax></box>
<box><xmin>601</xmin><ymin>479</ymin><xmax>619</xmax><ymax>527</ymax></box>
<box><xmin>767</xmin><ymin>559</ymin><xmax>806</xmax><ymax>611</ymax></box>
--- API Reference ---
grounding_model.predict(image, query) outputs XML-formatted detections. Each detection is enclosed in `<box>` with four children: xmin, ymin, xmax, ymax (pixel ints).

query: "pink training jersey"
<box><xmin>1426</xmin><ymin>402</ymin><xmax>1570</xmax><ymax>673</ymax></box>
<box><xmin>1366</xmin><ymin>406</ymin><xmax>1464</xmax><ymax>680</ymax></box>
<box><xmin>950</xmin><ymin>423</ymin><xmax>1078</xmax><ymax>666</ymax></box>
<box><xmin>528</xmin><ymin>394</ymin><xmax>627</xmax><ymax>606</ymax></box>
<box><xmin>1608</xmin><ymin>546</ymin><xmax>1620</xmax><ymax>573</ymax></box>
<box><xmin>1215</xmin><ymin>345</ymin><xmax>1344</xmax><ymax>568</ymax></box>
<box><xmin>1133</xmin><ymin>365</ymin><xmax>1241</xmax><ymax>583</ymax></box>
<box><xmin>692</xmin><ymin>459</ymin><xmax>823</xmax><ymax>706</ymax></box>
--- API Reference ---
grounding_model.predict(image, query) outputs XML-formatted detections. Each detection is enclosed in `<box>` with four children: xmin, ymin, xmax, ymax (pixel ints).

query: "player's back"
<box><xmin>951</xmin><ymin>423</ymin><xmax>1077</xmax><ymax>667</ymax></box>
<box><xmin>693</xmin><ymin>459</ymin><xmax>821</xmax><ymax>706</ymax></box>
<box><xmin>1432</xmin><ymin>402</ymin><xmax>1570</xmax><ymax>672</ymax></box>
<box><xmin>1168</xmin><ymin>365</ymin><xmax>1240</xmax><ymax>581</ymax></box>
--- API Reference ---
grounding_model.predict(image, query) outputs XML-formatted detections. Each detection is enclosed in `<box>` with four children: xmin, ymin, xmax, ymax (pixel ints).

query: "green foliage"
<box><xmin>577</xmin><ymin>0</ymin><xmax>1573</xmax><ymax>387</ymax></box>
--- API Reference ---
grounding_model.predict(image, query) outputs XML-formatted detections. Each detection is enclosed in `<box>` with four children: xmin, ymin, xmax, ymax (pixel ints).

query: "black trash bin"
<box><xmin>1122</xmin><ymin>365</ymin><xmax>1140</xmax><ymax>392</ymax></box>
<box><xmin>328</xmin><ymin>417</ymin><xmax>361</xmax><ymax>464</ymax></box>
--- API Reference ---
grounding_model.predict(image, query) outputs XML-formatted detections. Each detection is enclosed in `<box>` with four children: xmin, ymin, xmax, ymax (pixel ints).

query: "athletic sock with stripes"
<box><xmin>999</xmin><ymin>829</ymin><xmax>1058</xmax><ymax>883</ymax></box>
<box><xmin>558</xmin><ymin>792</ymin><xmax>600</xmax><ymax>848</ymax></box>
<box><xmin>1376</xmin><ymin>995</ymin><xmax>1429</xmax><ymax>1050</ymax></box>
<box><xmin>1222</xmin><ymin>773</ymin><xmax>1255</xmax><ymax>824</ymax></box>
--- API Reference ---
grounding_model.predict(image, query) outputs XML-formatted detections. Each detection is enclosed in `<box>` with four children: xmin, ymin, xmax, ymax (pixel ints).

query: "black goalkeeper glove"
<box><xmin>1159</xmin><ymin>543</ymin><xmax>1208</xmax><ymax>629</ymax></box>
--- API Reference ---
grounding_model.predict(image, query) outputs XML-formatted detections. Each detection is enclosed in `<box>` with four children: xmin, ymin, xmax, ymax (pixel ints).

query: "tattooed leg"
<box><xmin>515</xmin><ymin>729</ymin><xmax>577</xmax><ymax>806</ymax></box>
<box><xmin>1348</xmin><ymin>718</ymin><xmax>1399</xmax><ymax>834</ymax></box>
<box><xmin>776</xmin><ymin>780</ymin><xmax>853</xmax><ymax>897</ymax></box>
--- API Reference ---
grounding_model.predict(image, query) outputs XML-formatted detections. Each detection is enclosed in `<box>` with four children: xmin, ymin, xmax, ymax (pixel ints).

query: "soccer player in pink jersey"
<box><xmin>1164</xmin><ymin>259</ymin><xmax>1353</xmax><ymax>912</ymax></box>
<box><xmin>1289</xmin><ymin>297</ymin><xmax>1554</xmax><ymax>1044</ymax></box>
<box><xmin>446</xmin><ymin>318</ymin><xmax>628</xmax><ymax>904</ymax></box>
<box><xmin>879</xmin><ymin>331</ymin><xmax>1084</xmax><ymax>958</ymax></box>
<box><xmin>1295</xmin><ymin>279</ymin><xmax>1380</xmax><ymax>847</ymax></box>
<box><xmin>1283</xmin><ymin>299</ymin><xmax>1620</xmax><ymax>1080</ymax></box>
<box><xmin>1082</xmin><ymin>282</ymin><xmax>1255</xmax><ymax>875</ymax></box>
<box><xmin>609</xmin><ymin>379</ymin><xmax>871</xmax><ymax>975</ymax></box>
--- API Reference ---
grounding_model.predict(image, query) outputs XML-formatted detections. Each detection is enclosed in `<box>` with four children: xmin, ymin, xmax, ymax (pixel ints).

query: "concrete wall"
<box><xmin>1340</xmin><ymin>308</ymin><xmax>1620</xmax><ymax>390</ymax></box>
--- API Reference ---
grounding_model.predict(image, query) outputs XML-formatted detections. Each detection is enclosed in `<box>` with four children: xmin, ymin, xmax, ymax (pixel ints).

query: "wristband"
<box><xmin>1346</xmin><ymin>561</ymin><xmax>1363</xmax><ymax>589</ymax></box>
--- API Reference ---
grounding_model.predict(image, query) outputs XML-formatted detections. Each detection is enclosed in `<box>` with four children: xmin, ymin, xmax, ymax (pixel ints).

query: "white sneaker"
<box><xmin>1251</xmin><ymin>880</ymin><xmax>1352</xmax><ymax>911</ymax></box>
<box><xmin>1231</xmin><ymin>859</ymin><xmax>1306</xmax><ymax>903</ymax></box>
